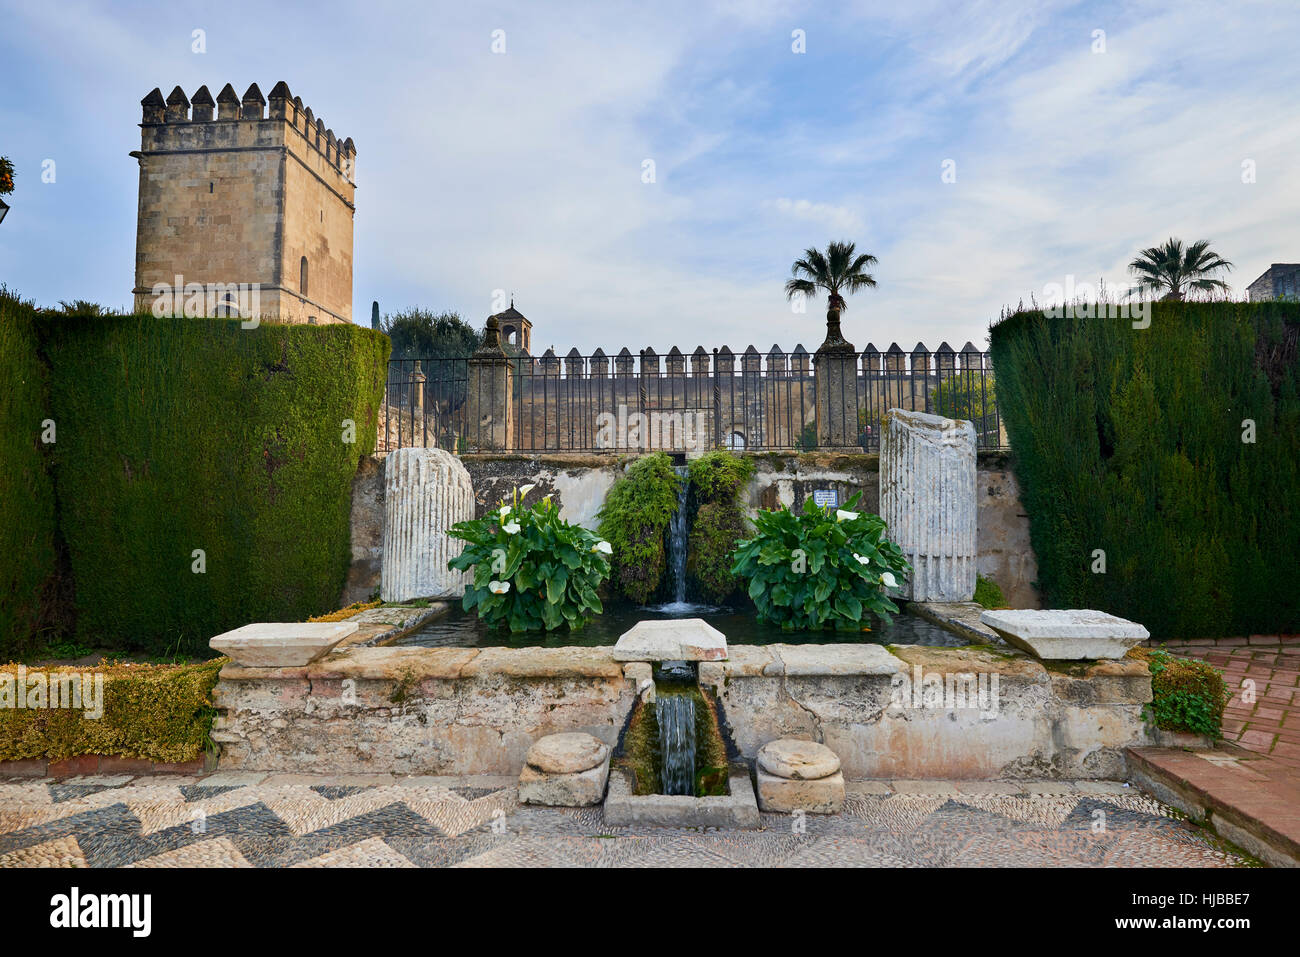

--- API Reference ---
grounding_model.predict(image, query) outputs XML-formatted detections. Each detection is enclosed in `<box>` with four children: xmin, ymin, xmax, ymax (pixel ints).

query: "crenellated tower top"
<box><xmin>137</xmin><ymin>81</ymin><xmax>356</xmax><ymax>188</ymax></box>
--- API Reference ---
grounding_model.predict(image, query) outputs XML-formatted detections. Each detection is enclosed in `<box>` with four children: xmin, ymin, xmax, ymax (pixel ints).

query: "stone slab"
<box><xmin>757</xmin><ymin>739</ymin><xmax>842</xmax><ymax>780</ymax></box>
<box><xmin>210</xmin><ymin>622</ymin><xmax>358</xmax><ymax>667</ymax></box>
<box><xmin>770</xmin><ymin>643</ymin><xmax>907</xmax><ymax>676</ymax></box>
<box><xmin>525</xmin><ymin>733</ymin><xmax>610</xmax><ymax>774</ymax></box>
<box><xmin>981</xmin><ymin>609</ymin><xmax>1150</xmax><ymax>660</ymax></box>
<box><xmin>603</xmin><ymin>768</ymin><xmax>759</xmax><ymax>828</ymax></box>
<box><xmin>611</xmin><ymin>618</ymin><xmax>728</xmax><ymax>662</ymax></box>
<box><xmin>756</xmin><ymin>767</ymin><xmax>845</xmax><ymax>814</ymax></box>
<box><xmin>518</xmin><ymin>754</ymin><xmax>610</xmax><ymax>807</ymax></box>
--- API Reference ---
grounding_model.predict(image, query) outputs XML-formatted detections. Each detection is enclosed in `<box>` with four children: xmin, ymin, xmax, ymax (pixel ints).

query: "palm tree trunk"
<box><xmin>817</xmin><ymin>305</ymin><xmax>855</xmax><ymax>354</ymax></box>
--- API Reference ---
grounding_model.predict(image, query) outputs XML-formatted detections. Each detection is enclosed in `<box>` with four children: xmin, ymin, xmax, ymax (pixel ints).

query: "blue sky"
<box><xmin>2</xmin><ymin>0</ymin><xmax>1298</xmax><ymax>353</ymax></box>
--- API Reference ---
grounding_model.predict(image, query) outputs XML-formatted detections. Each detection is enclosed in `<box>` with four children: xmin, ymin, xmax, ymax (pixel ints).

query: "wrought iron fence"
<box><xmin>379</xmin><ymin>342</ymin><xmax>1006</xmax><ymax>453</ymax></box>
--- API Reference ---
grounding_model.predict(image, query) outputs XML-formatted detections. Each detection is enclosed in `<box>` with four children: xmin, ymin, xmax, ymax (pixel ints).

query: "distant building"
<box><xmin>1246</xmin><ymin>264</ymin><xmax>1300</xmax><ymax>302</ymax></box>
<box><xmin>491</xmin><ymin>301</ymin><xmax>532</xmax><ymax>354</ymax></box>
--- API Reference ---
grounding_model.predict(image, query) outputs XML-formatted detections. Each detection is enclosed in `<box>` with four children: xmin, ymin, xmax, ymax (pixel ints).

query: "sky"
<box><xmin>2</xmin><ymin>0</ymin><xmax>1298</xmax><ymax>354</ymax></box>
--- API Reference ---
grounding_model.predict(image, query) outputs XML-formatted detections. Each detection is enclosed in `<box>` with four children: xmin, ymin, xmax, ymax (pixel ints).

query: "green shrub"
<box><xmin>686</xmin><ymin>451</ymin><xmax>754</xmax><ymax>602</ymax></box>
<box><xmin>40</xmin><ymin>315</ymin><xmax>389</xmax><ymax>654</ymax></box>
<box><xmin>932</xmin><ymin>370</ymin><xmax>997</xmax><ymax>422</ymax></box>
<box><xmin>989</xmin><ymin>301</ymin><xmax>1300</xmax><ymax>639</ymax></box>
<box><xmin>1129</xmin><ymin>647</ymin><xmax>1228</xmax><ymax>738</ymax></box>
<box><xmin>731</xmin><ymin>491</ymin><xmax>911</xmax><ymax>631</ymax></box>
<box><xmin>973</xmin><ymin>574</ymin><xmax>1005</xmax><ymax>609</ymax></box>
<box><xmin>0</xmin><ymin>288</ymin><xmax>60</xmax><ymax>658</ymax></box>
<box><xmin>597</xmin><ymin>452</ymin><xmax>683</xmax><ymax>604</ymax></box>
<box><xmin>0</xmin><ymin>659</ymin><xmax>224</xmax><ymax>763</ymax></box>
<box><xmin>449</xmin><ymin>487</ymin><xmax>610</xmax><ymax>631</ymax></box>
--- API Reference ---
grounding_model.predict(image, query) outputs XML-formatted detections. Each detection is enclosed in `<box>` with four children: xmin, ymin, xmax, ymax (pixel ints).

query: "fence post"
<box><xmin>466</xmin><ymin>314</ymin><xmax>514</xmax><ymax>451</ymax></box>
<box><xmin>814</xmin><ymin>306</ymin><xmax>858</xmax><ymax>448</ymax></box>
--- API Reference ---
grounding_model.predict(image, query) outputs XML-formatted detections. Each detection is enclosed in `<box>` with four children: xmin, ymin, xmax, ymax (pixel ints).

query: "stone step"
<box><xmin>1126</xmin><ymin>745</ymin><xmax>1300</xmax><ymax>867</ymax></box>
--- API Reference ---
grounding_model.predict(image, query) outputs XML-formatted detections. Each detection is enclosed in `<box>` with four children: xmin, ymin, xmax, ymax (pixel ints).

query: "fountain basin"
<box><xmin>604</xmin><ymin>766</ymin><xmax>759</xmax><ymax>828</ymax></box>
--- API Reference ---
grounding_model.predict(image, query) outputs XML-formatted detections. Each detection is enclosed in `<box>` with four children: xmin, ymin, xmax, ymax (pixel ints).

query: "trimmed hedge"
<box><xmin>0</xmin><ymin>290</ymin><xmax>59</xmax><ymax>657</ymax></box>
<box><xmin>39</xmin><ymin>316</ymin><xmax>389</xmax><ymax>654</ymax></box>
<box><xmin>0</xmin><ymin>659</ymin><xmax>224</xmax><ymax>763</ymax></box>
<box><xmin>990</xmin><ymin>301</ymin><xmax>1300</xmax><ymax>640</ymax></box>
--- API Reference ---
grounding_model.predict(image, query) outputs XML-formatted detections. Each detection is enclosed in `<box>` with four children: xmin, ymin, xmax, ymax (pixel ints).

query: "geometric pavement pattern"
<box><xmin>0</xmin><ymin>776</ymin><xmax>1249</xmax><ymax>868</ymax></box>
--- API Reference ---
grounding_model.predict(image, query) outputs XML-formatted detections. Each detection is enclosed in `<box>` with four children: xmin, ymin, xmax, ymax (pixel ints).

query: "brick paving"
<box><xmin>0</xmin><ymin>774</ymin><xmax>1248</xmax><ymax>868</ymax></box>
<box><xmin>1158</xmin><ymin>635</ymin><xmax>1300</xmax><ymax>768</ymax></box>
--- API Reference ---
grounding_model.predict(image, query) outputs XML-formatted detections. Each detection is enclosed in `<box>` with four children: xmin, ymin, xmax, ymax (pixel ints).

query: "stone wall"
<box><xmin>344</xmin><ymin>450</ymin><xmax>1040</xmax><ymax>608</ymax></box>
<box><xmin>211</xmin><ymin>643</ymin><xmax>1151</xmax><ymax>779</ymax></box>
<box><xmin>700</xmin><ymin>645</ymin><xmax>1150</xmax><ymax>780</ymax></box>
<box><xmin>211</xmin><ymin>647</ymin><xmax>637</xmax><ymax>775</ymax></box>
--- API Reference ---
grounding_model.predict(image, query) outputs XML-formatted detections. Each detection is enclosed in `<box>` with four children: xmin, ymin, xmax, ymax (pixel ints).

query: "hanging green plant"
<box><xmin>596</xmin><ymin>453</ymin><xmax>683</xmax><ymax>604</ymax></box>
<box><xmin>686</xmin><ymin>451</ymin><xmax>754</xmax><ymax>602</ymax></box>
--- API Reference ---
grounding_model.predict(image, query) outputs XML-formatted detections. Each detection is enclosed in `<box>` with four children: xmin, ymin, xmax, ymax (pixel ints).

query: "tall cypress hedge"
<box><xmin>38</xmin><ymin>316</ymin><xmax>389</xmax><ymax>654</ymax></box>
<box><xmin>989</xmin><ymin>301</ymin><xmax>1300</xmax><ymax>639</ymax></box>
<box><xmin>0</xmin><ymin>290</ymin><xmax>60</xmax><ymax>657</ymax></box>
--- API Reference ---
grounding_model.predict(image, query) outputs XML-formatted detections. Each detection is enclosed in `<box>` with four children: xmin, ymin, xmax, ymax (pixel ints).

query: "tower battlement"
<box><xmin>132</xmin><ymin>81</ymin><xmax>356</xmax><ymax>323</ymax></box>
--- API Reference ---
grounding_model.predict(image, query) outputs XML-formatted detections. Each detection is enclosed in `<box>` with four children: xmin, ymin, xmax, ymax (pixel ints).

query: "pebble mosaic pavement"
<box><xmin>0</xmin><ymin>775</ymin><xmax>1249</xmax><ymax>867</ymax></box>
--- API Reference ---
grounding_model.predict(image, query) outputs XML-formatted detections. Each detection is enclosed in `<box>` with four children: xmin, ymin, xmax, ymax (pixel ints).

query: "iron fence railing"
<box><xmin>379</xmin><ymin>343</ymin><xmax>1006</xmax><ymax>454</ymax></box>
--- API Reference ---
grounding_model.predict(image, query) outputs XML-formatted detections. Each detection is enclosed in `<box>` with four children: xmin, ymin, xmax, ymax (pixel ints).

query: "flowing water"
<box><xmin>656</xmin><ymin>692</ymin><xmax>697</xmax><ymax>796</ymax></box>
<box><xmin>647</xmin><ymin>464</ymin><xmax>720</xmax><ymax>617</ymax></box>
<box><xmin>664</xmin><ymin>465</ymin><xmax>690</xmax><ymax>605</ymax></box>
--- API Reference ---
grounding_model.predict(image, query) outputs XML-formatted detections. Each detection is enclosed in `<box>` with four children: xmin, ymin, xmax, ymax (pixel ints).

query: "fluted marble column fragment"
<box><xmin>879</xmin><ymin>409</ymin><xmax>977</xmax><ymax>602</ymax></box>
<box><xmin>381</xmin><ymin>448</ymin><xmax>474</xmax><ymax>602</ymax></box>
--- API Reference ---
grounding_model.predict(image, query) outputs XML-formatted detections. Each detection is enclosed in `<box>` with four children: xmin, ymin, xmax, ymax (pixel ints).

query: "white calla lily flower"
<box><xmin>502</xmin><ymin>522</ymin><xmax>521</xmax><ymax>535</ymax></box>
<box><xmin>836</xmin><ymin>509</ymin><xmax>859</xmax><ymax>522</ymax></box>
<box><xmin>498</xmin><ymin>504</ymin><xmax>511</xmax><ymax>519</ymax></box>
<box><xmin>518</xmin><ymin>484</ymin><xmax>536</xmax><ymax>497</ymax></box>
<box><xmin>881</xmin><ymin>571</ymin><xmax>897</xmax><ymax>589</ymax></box>
<box><xmin>488</xmin><ymin>580</ymin><xmax>511</xmax><ymax>594</ymax></box>
<box><xmin>853</xmin><ymin>553</ymin><xmax>869</xmax><ymax>565</ymax></box>
<box><xmin>592</xmin><ymin>540</ymin><xmax>612</xmax><ymax>555</ymax></box>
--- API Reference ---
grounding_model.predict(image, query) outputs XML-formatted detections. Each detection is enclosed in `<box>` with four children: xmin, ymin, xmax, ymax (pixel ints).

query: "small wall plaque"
<box><xmin>812</xmin><ymin>489</ymin><xmax>839</xmax><ymax>508</ymax></box>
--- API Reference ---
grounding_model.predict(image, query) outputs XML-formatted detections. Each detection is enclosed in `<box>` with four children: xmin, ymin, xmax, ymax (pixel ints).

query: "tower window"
<box><xmin>209</xmin><ymin>182</ymin><xmax>214</xmax><ymax>193</ymax></box>
<box><xmin>300</xmin><ymin>256</ymin><xmax>309</xmax><ymax>297</ymax></box>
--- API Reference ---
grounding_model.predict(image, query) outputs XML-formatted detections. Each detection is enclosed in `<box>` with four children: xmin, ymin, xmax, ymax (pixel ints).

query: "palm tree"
<box><xmin>1128</xmin><ymin>238</ymin><xmax>1233</xmax><ymax>301</ymax></box>
<box><xmin>785</xmin><ymin>240</ymin><xmax>877</xmax><ymax>352</ymax></box>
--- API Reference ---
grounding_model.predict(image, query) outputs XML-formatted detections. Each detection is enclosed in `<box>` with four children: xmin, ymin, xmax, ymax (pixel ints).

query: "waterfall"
<box><xmin>656</xmin><ymin>692</ymin><xmax>696</xmax><ymax>796</ymax></box>
<box><xmin>665</xmin><ymin>465</ymin><xmax>690</xmax><ymax>605</ymax></box>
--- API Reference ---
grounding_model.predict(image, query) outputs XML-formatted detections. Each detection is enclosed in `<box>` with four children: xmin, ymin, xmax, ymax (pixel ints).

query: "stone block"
<box><xmin>980</xmin><ymin>609</ymin><xmax>1150</xmax><ymax>660</ymax></box>
<box><xmin>611</xmin><ymin>618</ymin><xmax>727</xmax><ymax>662</ymax></box>
<box><xmin>517</xmin><ymin>755</ymin><xmax>610</xmax><ymax>806</ymax></box>
<box><xmin>210</xmin><ymin>622</ymin><xmax>357</xmax><ymax>667</ymax></box>
<box><xmin>756</xmin><ymin>767</ymin><xmax>845</xmax><ymax>814</ymax></box>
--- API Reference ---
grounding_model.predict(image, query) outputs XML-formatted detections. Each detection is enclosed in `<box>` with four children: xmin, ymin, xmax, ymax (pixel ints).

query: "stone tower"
<box><xmin>491</xmin><ymin>301</ymin><xmax>532</xmax><ymax>354</ymax></box>
<box><xmin>131</xmin><ymin>82</ymin><xmax>356</xmax><ymax>323</ymax></box>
